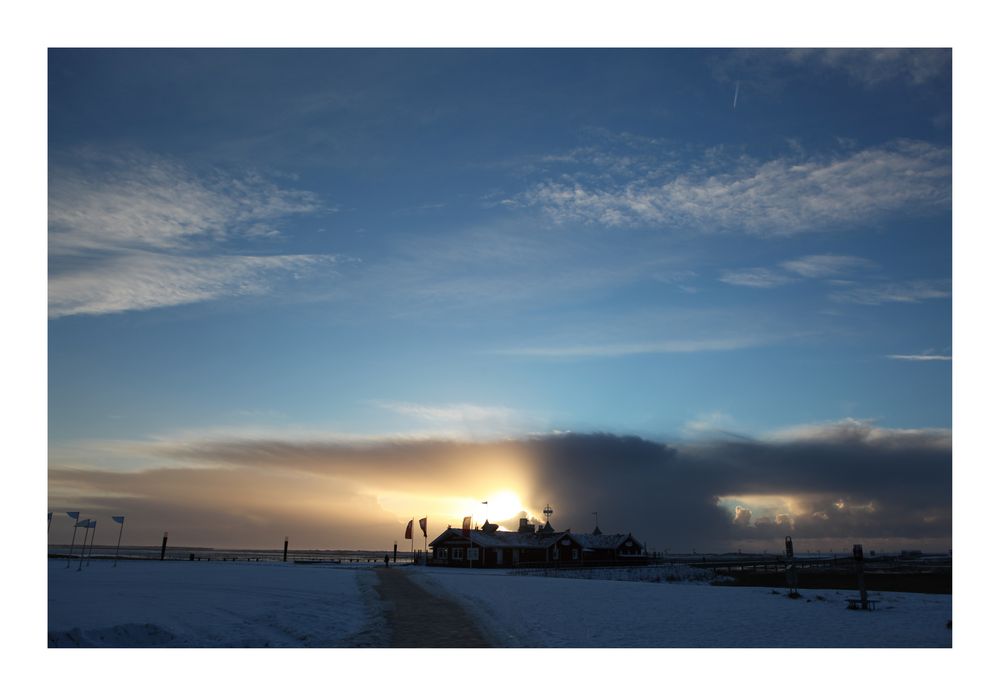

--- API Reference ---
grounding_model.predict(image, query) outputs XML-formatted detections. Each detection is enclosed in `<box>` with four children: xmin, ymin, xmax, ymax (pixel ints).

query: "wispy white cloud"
<box><xmin>49</xmin><ymin>150</ymin><xmax>331</xmax><ymax>317</ymax></box>
<box><xmin>886</xmin><ymin>353</ymin><xmax>952</xmax><ymax>362</ymax></box>
<box><xmin>780</xmin><ymin>254</ymin><xmax>876</xmax><ymax>278</ymax></box>
<box><xmin>711</xmin><ymin>49</ymin><xmax>950</xmax><ymax>92</ymax></box>
<box><xmin>518</xmin><ymin>139</ymin><xmax>950</xmax><ymax>235</ymax></box>
<box><xmin>373</xmin><ymin>400</ymin><xmax>517</xmax><ymax>424</ymax></box>
<box><xmin>784</xmin><ymin>49</ymin><xmax>951</xmax><ymax>88</ymax></box>
<box><xmin>764</xmin><ymin>418</ymin><xmax>952</xmax><ymax>449</ymax></box>
<box><xmin>49</xmin><ymin>252</ymin><xmax>335</xmax><ymax>318</ymax></box>
<box><xmin>719</xmin><ymin>267</ymin><xmax>795</xmax><ymax>288</ymax></box>
<box><xmin>49</xmin><ymin>150</ymin><xmax>324</xmax><ymax>254</ymax></box>
<box><xmin>829</xmin><ymin>279</ymin><xmax>951</xmax><ymax>305</ymax></box>
<box><xmin>682</xmin><ymin>411</ymin><xmax>742</xmax><ymax>438</ymax></box>
<box><xmin>493</xmin><ymin>336</ymin><xmax>766</xmax><ymax>358</ymax></box>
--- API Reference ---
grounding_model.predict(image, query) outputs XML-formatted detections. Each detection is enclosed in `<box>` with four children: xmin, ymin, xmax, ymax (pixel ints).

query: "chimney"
<box><xmin>517</xmin><ymin>518</ymin><xmax>534</xmax><ymax>533</ymax></box>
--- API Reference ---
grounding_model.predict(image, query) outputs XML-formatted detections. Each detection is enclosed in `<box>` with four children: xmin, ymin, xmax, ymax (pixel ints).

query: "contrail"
<box><xmin>733</xmin><ymin>81</ymin><xmax>740</xmax><ymax>109</ymax></box>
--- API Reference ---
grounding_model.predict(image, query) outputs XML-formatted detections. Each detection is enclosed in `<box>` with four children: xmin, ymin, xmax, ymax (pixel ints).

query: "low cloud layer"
<box><xmin>49</xmin><ymin>421</ymin><xmax>951</xmax><ymax>551</ymax></box>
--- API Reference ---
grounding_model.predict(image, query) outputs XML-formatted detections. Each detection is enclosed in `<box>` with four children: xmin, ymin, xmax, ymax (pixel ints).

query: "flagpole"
<box><xmin>77</xmin><ymin>523</ymin><xmax>90</xmax><ymax>571</ymax></box>
<box><xmin>113</xmin><ymin>517</ymin><xmax>125</xmax><ymax>567</ymax></box>
<box><xmin>48</xmin><ymin>512</ymin><xmax>53</xmax><ymax>533</ymax></box>
<box><xmin>86</xmin><ymin>520</ymin><xmax>98</xmax><ymax>566</ymax></box>
<box><xmin>66</xmin><ymin>525</ymin><xmax>77</xmax><ymax>569</ymax></box>
<box><xmin>65</xmin><ymin>512</ymin><xmax>81</xmax><ymax>569</ymax></box>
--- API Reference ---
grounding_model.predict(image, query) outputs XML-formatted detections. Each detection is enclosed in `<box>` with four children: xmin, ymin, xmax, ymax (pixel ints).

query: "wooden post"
<box><xmin>283</xmin><ymin>536</ymin><xmax>289</xmax><ymax>562</ymax></box>
<box><xmin>160</xmin><ymin>532</ymin><xmax>168</xmax><ymax>560</ymax></box>
<box><xmin>852</xmin><ymin>544</ymin><xmax>868</xmax><ymax>609</ymax></box>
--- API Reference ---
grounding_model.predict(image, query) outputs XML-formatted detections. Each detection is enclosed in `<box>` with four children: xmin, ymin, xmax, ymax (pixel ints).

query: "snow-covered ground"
<box><xmin>48</xmin><ymin>559</ymin><xmax>383</xmax><ymax>647</ymax></box>
<box><xmin>407</xmin><ymin>566</ymin><xmax>952</xmax><ymax>647</ymax></box>
<box><xmin>48</xmin><ymin>559</ymin><xmax>951</xmax><ymax>648</ymax></box>
<box><xmin>513</xmin><ymin>563</ymin><xmax>719</xmax><ymax>584</ymax></box>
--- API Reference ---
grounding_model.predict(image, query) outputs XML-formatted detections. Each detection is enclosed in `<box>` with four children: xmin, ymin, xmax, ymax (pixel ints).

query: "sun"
<box><xmin>486</xmin><ymin>490</ymin><xmax>527</xmax><ymax>524</ymax></box>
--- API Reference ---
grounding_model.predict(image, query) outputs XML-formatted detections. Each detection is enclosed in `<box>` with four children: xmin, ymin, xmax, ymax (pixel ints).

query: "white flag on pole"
<box><xmin>67</xmin><ymin>511</ymin><xmax>80</xmax><ymax>520</ymax></box>
<box><xmin>112</xmin><ymin>516</ymin><xmax>125</xmax><ymax>524</ymax></box>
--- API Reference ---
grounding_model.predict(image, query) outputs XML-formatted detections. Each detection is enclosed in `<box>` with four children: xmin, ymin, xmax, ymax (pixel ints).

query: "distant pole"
<box><xmin>112</xmin><ymin>517</ymin><xmax>125</xmax><ymax>567</ymax></box>
<box><xmin>784</xmin><ymin>536</ymin><xmax>799</xmax><ymax>597</ymax></box>
<box><xmin>283</xmin><ymin>536</ymin><xmax>289</xmax><ymax>562</ymax></box>
<box><xmin>77</xmin><ymin>522</ymin><xmax>91</xmax><ymax>571</ymax></box>
<box><xmin>48</xmin><ymin>512</ymin><xmax>53</xmax><ymax>533</ymax></box>
<box><xmin>160</xmin><ymin>532</ymin><xmax>169</xmax><ymax>561</ymax></box>
<box><xmin>86</xmin><ymin>521</ymin><xmax>98</xmax><ymax>566</ymax></box>
<box><xmin>853</xmin><ymin>544</ymin><xmax>868</xmax><ymax>609</ymax></box>
<box><xmin>65</xmin><ymin>512</ymin><xmax>81</xmax><ymax>569</ymax></box>
<box><xmin>393</xmin><ymin>542</ymin><xmax>397</xmax><ymax>564</ymax></box>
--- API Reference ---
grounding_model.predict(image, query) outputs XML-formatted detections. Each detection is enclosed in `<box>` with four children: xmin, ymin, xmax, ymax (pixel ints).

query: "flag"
<box><xmin>75</xmin><ymin>518</ymin><xmax>90</xmax><ymax>528</ymax></box>
<box><xmin>404</xmin><ymin>519</ymin><xmax>413</xmax><ymax>540</ymax></box>
<box><xmin>462</xmin><ymin>516</ymin><xmax>471</xmax><ymax>537</ymax></box>
<box><xmin>88</xmin><ymin>520</ymin><xmax>97</xmax><ymax>528</ymax></box>
<box><xmin>418</xmin><ymin>517</ymin><xmax>427</xmax><ymax>537</ymax></box>
<box><xmin>67</xmin><ymin>511</ymin><xmax>80</xmax><ymax>520</ymax></box>
<box><xmin>112</xmin><ymin>516</ymin><xmax>125</xmax><ymax>524</ymax></box>
<box><xmin>482</xmin><ymin>501</ymin><xmax>488</xmax><ymax>504</ymax></box>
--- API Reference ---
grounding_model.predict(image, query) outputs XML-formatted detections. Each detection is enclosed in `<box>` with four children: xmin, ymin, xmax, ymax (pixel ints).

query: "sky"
<box><xmin>47</xmin><ymin>48</ymin><xmax>952</xmax><ymax>552</ymax></box>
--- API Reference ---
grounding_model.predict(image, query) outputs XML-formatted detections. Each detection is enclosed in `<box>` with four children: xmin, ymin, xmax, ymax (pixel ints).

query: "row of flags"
<box><xmin>403</xmin><ymin>517</ymin><xmax>428</xmax><ymax>540</ymax></box>
<box><xmin>55</xmin><ymin>512</ymin><xmax>127</xmax><ymax>569</ymax></box>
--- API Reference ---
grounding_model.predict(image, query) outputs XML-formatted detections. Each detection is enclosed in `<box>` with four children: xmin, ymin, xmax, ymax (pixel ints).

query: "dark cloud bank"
<box><xmin>50</xmin><ymin>422</ymin><xmax>950</xmax><ymax>551</ymax></box>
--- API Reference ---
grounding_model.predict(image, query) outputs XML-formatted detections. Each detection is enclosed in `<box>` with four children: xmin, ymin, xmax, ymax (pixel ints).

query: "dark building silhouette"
<box><xmin>429</xmin><ymin>517</ymin><xmax>645</xmax><ymax>568</ymax></box>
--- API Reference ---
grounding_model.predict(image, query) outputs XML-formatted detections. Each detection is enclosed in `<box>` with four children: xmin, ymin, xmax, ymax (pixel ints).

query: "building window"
<box><xmin>451</xmin><ymin>547</ymin><xmax>464</xmax><ymax>560</ymax></box>
<box><xmin>572</xmin><ymin>549</ymin><xmax>579</xmax><ymax>560</ymax></box>
<box><xmin>437</xmin><ymin>548</ymin><xmax>447</xmax><ymax>559</ymax></box>
<box><xmin>468</xmin><ymin>547</ymin><xmax>480</xmax><ymax>561</ymax></box>
<box><xmin>553</xmin><ymin>548</ymin><xmax>559</xmax><ymax>560</ymax></box>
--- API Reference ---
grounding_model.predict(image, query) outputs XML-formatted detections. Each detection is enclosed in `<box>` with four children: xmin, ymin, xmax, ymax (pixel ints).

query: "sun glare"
<box><xmin>486</xmin><ymin>490</ymin><xmax>526</xmax><ymax>523</ymax></box>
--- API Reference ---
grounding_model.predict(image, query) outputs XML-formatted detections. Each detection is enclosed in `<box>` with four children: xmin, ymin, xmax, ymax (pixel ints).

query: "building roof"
<box><xmin>430</xmin><ymin>527</ymin><xmax>569</xmax><ymax>549</ymax></box>
<box><xmin>569</xmin><ymin>532</ymin><xmax>634</xmax><ymax>550</ymax></box>
<box><xmin>430</xmin><ymin>526</ymin><xmax>642</xmax><ymax>552</ymax></box>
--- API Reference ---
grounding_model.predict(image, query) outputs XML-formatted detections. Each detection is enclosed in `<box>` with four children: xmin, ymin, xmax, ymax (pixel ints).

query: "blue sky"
<box><xmin>48</xmin><ymin>49</ymin><xmax>952</xmax><ymax>549</ymax></box>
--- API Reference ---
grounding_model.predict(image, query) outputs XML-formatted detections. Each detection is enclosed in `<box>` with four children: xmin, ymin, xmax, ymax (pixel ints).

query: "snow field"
<box><xmin>408</xmin><ymin>565</ymin><xmax>952</xmax><ymax>647</ymax></box>
<box><xmin>48</xmin><ymin>559</ymin><xmax>379</xmax><ymax>647</ymax></box>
